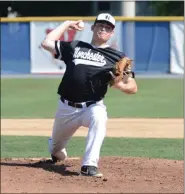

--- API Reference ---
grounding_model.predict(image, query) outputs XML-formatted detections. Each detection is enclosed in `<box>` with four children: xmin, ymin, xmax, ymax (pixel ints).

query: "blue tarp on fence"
<box><xmin>122</xmin><ymin>22</ymin><xmax>170</xmax><ymax>73</ymax></box>
<box><xmin>1</xmin><ymin>22</ymin><xmax>30</xmax><ymax>74</ymax></box>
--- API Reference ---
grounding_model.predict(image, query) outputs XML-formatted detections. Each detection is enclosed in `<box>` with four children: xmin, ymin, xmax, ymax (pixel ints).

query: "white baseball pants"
<box><xmin>48</xmin><ymin>98</ymin><xmax>108</xmax><ymax>167</ymax></box>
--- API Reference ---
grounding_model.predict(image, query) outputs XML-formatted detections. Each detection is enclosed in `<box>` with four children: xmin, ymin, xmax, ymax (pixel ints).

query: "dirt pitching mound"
<box><xmin>1</xmin><ymin>157</ymin><xmax>183</xmax><ymax>193</ymax></box>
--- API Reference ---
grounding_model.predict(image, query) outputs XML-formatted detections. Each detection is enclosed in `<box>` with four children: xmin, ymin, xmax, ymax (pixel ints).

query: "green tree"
<box><xmin>149</xmin><ymin>1</ymin><xmax>184</xmax><ymax>16</ymax></box>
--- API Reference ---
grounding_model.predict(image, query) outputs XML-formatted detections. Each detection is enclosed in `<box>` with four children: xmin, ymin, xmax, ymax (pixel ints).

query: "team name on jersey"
<box><xmin>73</xmin><ymin>47</ymin><xmax>106</xmax><ymax>67</ymax></box>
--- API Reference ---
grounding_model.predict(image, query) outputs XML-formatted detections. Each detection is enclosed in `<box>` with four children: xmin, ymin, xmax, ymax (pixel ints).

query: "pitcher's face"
<box><xmin>92</xmin><ymin>22</ymin><xmax>114</xmax><ymax>43</ymax></box>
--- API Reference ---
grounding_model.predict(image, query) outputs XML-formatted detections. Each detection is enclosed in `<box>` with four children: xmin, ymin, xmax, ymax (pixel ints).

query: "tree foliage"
<box><xmin>149</xmin><ymin>1</ymin><xmax>184</xmax><ymax>16</ymax></box>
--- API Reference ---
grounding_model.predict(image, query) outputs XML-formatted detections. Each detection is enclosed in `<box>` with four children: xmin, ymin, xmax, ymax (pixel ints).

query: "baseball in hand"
<box><xmin>78</xmin><ymin>21</ymin><xmax>84</xmax><ymax>29</ymax></box>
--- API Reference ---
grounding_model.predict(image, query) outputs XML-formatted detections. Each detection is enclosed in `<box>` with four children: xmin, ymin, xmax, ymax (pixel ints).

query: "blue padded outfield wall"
<box><xmin>135</xmin><ymin>22</ymin><xmax>170</xmax><ymax>73</ymax></box>
<box><xmin>1</xmin><ymin>23</ymin><xmax>30</xmax><ymax>74</ymax></box>
<box><xmin>0</xmin><ymin>20</ymin><xmax>183</xmax><ymax>75</ymax></box>
<box><xmin>122</xmin><ymin>22</ymin><xmax>170</xmax><ymax>73</ymax></box>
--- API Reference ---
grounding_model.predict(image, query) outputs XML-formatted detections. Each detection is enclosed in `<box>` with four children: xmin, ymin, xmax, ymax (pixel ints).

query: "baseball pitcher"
<box><xmin>41</xmin><ymin>13</ymin><xmax>138</xmax><ymax>177</ymax></box>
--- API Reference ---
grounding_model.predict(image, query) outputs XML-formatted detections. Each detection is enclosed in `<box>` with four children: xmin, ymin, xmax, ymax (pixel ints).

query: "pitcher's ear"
<box><xmin>91</xmin><ymin>25</ymin><xmax>94</xmax><ymax>31</ymax></box>
<box><xmin>110</xmin><ymin>30</ymin><xmax>115</xmax><ymax>37</ymax></box>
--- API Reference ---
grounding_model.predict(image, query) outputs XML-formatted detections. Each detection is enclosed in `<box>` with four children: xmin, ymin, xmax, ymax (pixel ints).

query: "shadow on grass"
<box><xmin>0</xmin><ymin>159</ymin><xmax>80</xmax><ymax>176</ymax></box>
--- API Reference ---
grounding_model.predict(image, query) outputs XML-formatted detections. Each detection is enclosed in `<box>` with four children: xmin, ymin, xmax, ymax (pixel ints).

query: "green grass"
<box><xmin>1</xmin><ymin>78</ymin><xmax>183</xmax><ymax>118</ymax></box>
<box><xmin>1</xmin><ymin>136</ymin><xmax>183</xmax><ymax>160</ymax></box>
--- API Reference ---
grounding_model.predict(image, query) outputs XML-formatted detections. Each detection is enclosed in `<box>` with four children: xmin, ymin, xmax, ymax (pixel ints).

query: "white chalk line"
<box><xmin>1</xmin><ymin>157</ymin><xmax>81</xmax><ymax>161</ymax></box>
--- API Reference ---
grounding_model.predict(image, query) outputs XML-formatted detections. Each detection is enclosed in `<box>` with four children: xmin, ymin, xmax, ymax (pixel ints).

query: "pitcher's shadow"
<box><xmin>0</xmin><ymin>159</ymin><xmax>80</xmax><ymax>176</ymax></box>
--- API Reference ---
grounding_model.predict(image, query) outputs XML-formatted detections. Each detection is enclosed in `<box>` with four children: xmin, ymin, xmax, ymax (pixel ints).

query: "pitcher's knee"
<box><xmin>48</xmin><ymin>138</ymin><xmax>67</xmax><ymax>160</ymax></box>
<box><xmin>52</xmin><ymin>148</ymin><xmax>67</xmax><ymax>161</ymax></box>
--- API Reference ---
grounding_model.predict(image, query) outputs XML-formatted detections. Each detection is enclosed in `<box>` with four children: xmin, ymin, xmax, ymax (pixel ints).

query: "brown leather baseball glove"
<box><xmin>109</xmin><ymin>57</ymin><xmax>135</xmax><ymax>87</ymax></box>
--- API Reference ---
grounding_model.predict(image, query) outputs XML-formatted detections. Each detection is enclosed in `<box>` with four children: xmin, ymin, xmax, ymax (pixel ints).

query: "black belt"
<box><xmin>60</xmin><ymin>97</ymin><xmax>96</xmax><ymax>108</ymax></box>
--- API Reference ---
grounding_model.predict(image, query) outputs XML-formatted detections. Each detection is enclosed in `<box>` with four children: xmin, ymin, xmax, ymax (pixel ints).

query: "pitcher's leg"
<box><xmin>82</xmin><ymin>104</ymin><xmax>108</xmax><ymax>167</ymax></box>
<box><xmin>48</xmin><ymin>100</ymin><xmax>82</xmax><ymax>161</ymax></box>
<box><xmin>48</xmin><ymin>116</ymin><xmax>81</xmax><ymax>161</ymax></box>
<box><xmin>48</xmin><ymin>119</ymin><xmax>68</xmax><ymax>161</ymax></box>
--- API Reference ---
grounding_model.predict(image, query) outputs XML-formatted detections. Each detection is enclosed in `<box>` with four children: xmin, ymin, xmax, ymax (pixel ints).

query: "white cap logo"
<box><xmin>105</xmin><ymin>15</ymin><xmax>110</xmax><ymax>20</ymax></box>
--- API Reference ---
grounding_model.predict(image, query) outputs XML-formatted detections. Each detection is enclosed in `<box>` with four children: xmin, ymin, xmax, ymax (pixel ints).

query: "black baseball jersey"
<box><xmin>55</xmin><ymin>40</ymin><xmax>125</xmax><ymax>102</ymax></box>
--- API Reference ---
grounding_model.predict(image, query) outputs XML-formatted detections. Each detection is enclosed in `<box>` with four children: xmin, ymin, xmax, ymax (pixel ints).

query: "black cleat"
<box><xmin>80</xmin><ymin>165</ymin><xmax>103</xmax><ymax>177</ymax></box>
<box><xmin>51</xmin><ymin>155</ymin><xmax>59</xmax><ymax>163</ymax></box>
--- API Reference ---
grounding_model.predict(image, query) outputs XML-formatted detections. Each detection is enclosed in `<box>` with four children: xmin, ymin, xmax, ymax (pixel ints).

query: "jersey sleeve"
<box><xmin>106</xmin><ymin>47</ymin><xmax>126</xmax><ymax>63</ymax></box>
<box><xmin>117</xmin><ymin>51</ymin><xmax>126</xmax><ymax>60</ymax></box>
<box><xmin>54</xmin><ymin>40</ymin><xmax>73</xmax><ymax>61</ymax></box>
